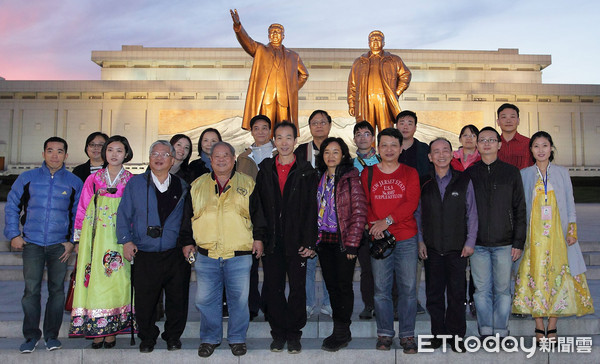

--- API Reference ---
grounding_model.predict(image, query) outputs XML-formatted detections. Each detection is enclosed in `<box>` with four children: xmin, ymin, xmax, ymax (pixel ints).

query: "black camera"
<box><xmin>146</xmin><ymin>226</ymin><xmax>163</xmax><ymax>238</ymax></box>
<box><xmin>369</xmin><ymin>230</ymin><xmax>396</xmax><ymax>259</ymax></box>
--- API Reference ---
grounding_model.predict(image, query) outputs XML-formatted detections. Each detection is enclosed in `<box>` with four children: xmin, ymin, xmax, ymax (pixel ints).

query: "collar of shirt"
<box><xmin>276</xmin><ymin>154</ymin><xmax>296</xmax><ymax>168</ymax></box>
<box><xmin>151</xmin><ymin>171</ymin><xmax>171</xmax><ymax>193</ymax></box>
<box><xmin>357</xmin><ymin>147</ymin><xmax>377</xmax><ymax>160</ymax></box>
<box><xmin>501</xmin><ymin>132</ymin><xmax>526</xmax><ymax>144</ymax></box>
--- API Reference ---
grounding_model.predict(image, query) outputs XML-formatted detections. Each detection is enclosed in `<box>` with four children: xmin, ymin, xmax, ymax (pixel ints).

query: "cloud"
<box><xmin>0</xmin><ymin>0</ymin><xmax>598</xmax><ymax>83</ymax></box>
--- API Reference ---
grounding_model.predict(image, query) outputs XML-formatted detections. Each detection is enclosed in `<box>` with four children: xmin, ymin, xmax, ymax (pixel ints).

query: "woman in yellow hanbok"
<box><xmin>513</xmin><ymin>131</ymin><xmax>593</xmax><ymax>345</ymax></box>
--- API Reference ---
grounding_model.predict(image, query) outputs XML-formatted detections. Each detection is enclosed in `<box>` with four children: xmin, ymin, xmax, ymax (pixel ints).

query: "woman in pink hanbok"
<box><xmin>69</xmin><ymin>135</ymin><xmax>134</xmax><ymax>349</ymax></box>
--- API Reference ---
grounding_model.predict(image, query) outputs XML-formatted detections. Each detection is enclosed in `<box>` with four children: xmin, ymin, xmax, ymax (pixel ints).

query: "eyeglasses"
<box><xmin>150</xmin><ymin>152</ymin><xmax>171</xmax><ymax>158</ymax></box>
<box><xmin>88</xmin><ymin>143</ymin><xmax>104</xmax><ymax>149</ymax></box>
<box><xmin>478</xmin><ymin>138</ymin><xmax>498</xmax><ymax>144</ymax></box>
<box><xmin>310</xmin><ymin>121</ymin><xmax>328</xmax><ymax>127</ymax></box>
<box><xmin>461</xmin><ymin>134</ymin><xmax>477</xmax><ymax>139</ymax></box>
<box><xmin>354</xmin><ymin>132</ymin><xmax>373</xmax><ymax>138</ymax></box>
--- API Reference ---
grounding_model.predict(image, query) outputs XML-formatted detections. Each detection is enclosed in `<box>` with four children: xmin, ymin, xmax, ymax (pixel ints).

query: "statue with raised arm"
<box><xmin>348</xmin><ymin>30</ymin><xmax>411</xmax><ymax>132</ymax></box>
<box><xmin>230</xmin><ymin>9</ymin><xmax>309</xmax><ymax>136</ymax></box>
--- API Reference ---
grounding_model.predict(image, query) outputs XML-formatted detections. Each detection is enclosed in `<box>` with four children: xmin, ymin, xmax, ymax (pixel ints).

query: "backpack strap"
<box><xmin>367</xmin><ymin>165</ymin><xmax>374</xmax><ymax>190</ymax></box>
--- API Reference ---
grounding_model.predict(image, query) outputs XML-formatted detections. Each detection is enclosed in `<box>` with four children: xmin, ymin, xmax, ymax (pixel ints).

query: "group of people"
<box><xmin>4</xmin><ymin>103</ymin><xmax>594</xmax><ymax>357</ymax></box>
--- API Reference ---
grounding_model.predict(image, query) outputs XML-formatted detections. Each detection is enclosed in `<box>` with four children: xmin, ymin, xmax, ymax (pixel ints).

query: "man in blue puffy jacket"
<box><xmin>4</xmin><ymin>137</ymin><xmax>82</xmax><ymax>353</ymax></box>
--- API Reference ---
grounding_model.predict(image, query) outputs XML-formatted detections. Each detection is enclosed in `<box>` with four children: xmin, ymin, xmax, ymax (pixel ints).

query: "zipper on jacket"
<box><xmin>44</xmin><ymin>171</ymin><xmax>56</xmax><ymax>246</ymax></box>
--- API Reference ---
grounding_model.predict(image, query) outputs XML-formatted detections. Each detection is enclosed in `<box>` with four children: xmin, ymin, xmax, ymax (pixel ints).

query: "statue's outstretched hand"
<box><xmin>230</xmin><ymin>9</ymin><xmax>240</xmax><ymax>26</ymax></box>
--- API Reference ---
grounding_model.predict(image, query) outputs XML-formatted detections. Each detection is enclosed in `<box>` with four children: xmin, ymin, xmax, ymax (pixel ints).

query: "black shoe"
<box><xmin>321</xmin><ymin>334</ymin><xmax>351</xmax><ymax>352</ymax></box>
<box><xmin>400</xmin><ymin>336</ymin><xmax>418</xmax><ymax>354</ymax></box>
<box><xmin>198</xmin><ymin>343</ymin><xmax>220</xmax><ymax>357</ymax></box>
<box><xmin>270</xmin><ymin>338</ymin><xmax>285</xmax><ymax>352</ymax></box>
<box><xmin>103</xmin><ymin>337</ymin><xmax>116</xmax><ymax>349</ymax></box>
<box><xmin>167</xmin><ymin>339</ymin><xmax>182</xmax><ymax>351</ymax></box>
<box><xmin>359</xmin><ymin>306</ymin><xmax>374</xmax><ymax>320</ymax></box>
<box><xmin>139</xmin><ymin>341</ymin><xmax>155</xmax><ymax>353</ymax></box>
<box><xmin>511</xmin><ymin>313</ymin><xmax>526</xmax><ymax>318</ymax></box>
<box><xmin>376</xmin><ymin>336</ymin><xmax>392</xmax><ymax>350</ymax></box>
<box><xmin>287</xmin><ymin>339</ymin><xmax>302</xmax><ymax>354</ymax></box>
<box><xmin>429</xmin><ymin>338</ymin><xmax>443</xmax><ymax>349</ymax></box>
<box><xmin>230</xmin><ymin>343</ymin><xmax>247</xmax><ymax>356</ymax></box>
<box><xmin>416</xmin><ymin>302</ymin><xmax>426</xmax><ymax>314</ymax></box>
<box><xmin>91</xmin><ymin>339</ymin><xmax>104</xmax><ymax>349</ymax></box>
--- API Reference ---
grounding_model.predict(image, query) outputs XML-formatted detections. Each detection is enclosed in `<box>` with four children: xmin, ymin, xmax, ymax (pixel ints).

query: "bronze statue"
<box><xmin>347</xmin><ymin>31</ymin><xmax>411</xmax><ymax>132</ymax></box>
<box><xmin>230</xmin><ymin>9</ymin><xmax>309</xmax><ymax>135</ymax></box>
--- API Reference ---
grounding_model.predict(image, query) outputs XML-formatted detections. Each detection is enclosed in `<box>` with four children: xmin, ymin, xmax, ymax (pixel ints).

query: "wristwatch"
<box><xmin>385</xmin><ymin>216</ymin><xmax>393</xmax><ymax>226</ymax></box>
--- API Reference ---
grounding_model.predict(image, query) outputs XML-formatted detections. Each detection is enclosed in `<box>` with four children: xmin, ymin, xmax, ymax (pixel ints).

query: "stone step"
<box><xmin>0</xmin><ymin>337</ymin><xmax>598</xmax><ymax>364</ymax></box>
<box><xmin>579</xmin><ymin>241</ymin><xmax>600</xmax><ymax>253</ymax></box>
<box><xmin>585</xmin><ymin>251</ymin><xmax>600</xmax><ymax>266</ymax></box>
<box><xmin>0</xmin><ymin>310</ymin><xmax>597</xmax><ymax>339</ymax></box>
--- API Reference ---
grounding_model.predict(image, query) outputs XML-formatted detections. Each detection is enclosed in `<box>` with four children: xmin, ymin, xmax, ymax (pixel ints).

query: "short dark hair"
<box><xmin>170</xmin><ymin>134</ymin><xmax>193</xmax><ymax>167</ymax></box>
<box><xmin>316</xmin><ymin>137</ymin><xmax>353</xmax><ymax>175</ymax></box>
<box><xmin>353</xmin><ymin>120</ymin><xmax>374</xmax><ymax>135</ymax></box>
<box><xmin>395</xmin><ymin>110</ymin><xmax>418</xmax><ymax>125</ymax></box>
<box><xmin>102</xmin><ymin>135</ymin><xmax>133</xmax><ymax>164</ymax></box>
<box><xmin>197</xmin><ymin>128</ymin><xmax>222</xmax><ymax>156</ymax></box>
<box><xmin>497</xmin><ymin>103</ymin><xmax>520</xmax><ymax>118</ymax></box>
<box><xmin>428</xmin><ymin>137</ymin><xmax>453</xmax><ymax>151</ymax></box>
<box><xmin>308</xmin><ymin>110</ymin><xmax>332</xmax><ymax>124</ymax></box>
<box><xmin>273</xmin><ymin>121</ymin><xmax>298</xmax><ymax>139</ymax></box>
<box><xmin>529</xmin><ymin>131</ymin><xmax>555</xmax><ymax>162</ymax></box>
<box><xmin>459</xmin><ymin>124</ymin><xmax>479</xmax><ymax>138</ymax></box>
<box><xmin>44</xmin><ymin>137</ymin><xmax>68</xmax><ymax>153</ymax></box>
<box><xmin>250</xmin><ymin>115</ymin><xmax>272</xmax><ymax>129</ymax></box>
<box><xmin>478</xmin><ymin>126</ymin><xmax>501</xmax><ymax>141</ymax></box>
<box><xmin>84</xmin><ymin>132</ymin><xmax>109</xmax><ymax>157</ymax></box>
<box><xmin>377</xmin><ymin>127</ymin><xmax>403</xmax><ymax>145</ymax></box>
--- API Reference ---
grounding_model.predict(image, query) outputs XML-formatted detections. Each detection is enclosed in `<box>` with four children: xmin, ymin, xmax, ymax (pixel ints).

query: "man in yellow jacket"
<box><xmin>179</xmin><ymin>141</ymin><xmax>266</xmax><ymax>358</ymax></box>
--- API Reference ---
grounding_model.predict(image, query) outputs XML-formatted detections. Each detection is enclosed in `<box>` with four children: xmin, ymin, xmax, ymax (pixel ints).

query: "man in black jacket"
<box><xmin>419</xmin><ymin>138</ymin><xmax>478</xmax><ymax>352</ymax></box>
<box><xmin>255</xmin><ymin>121</ymin><xmax>319</xmax><ymax>354</ymax></box>
<box><xmin>465</xmin><ymin>127</ymin><xmax>526</xmax><ymax>339</ymax></box>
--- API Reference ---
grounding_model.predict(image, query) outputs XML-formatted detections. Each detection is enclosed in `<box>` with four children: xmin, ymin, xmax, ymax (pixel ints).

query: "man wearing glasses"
<box><xmin>465</xmin><ymin>127</ymin><xmax>526</xmax><ymax>342</ymax></box>
<box><xmin>117</xmin><ymin>140</ymin><xmax>191</xmax><ymax>353</ymax></box>
<box><xmin>294</xmin><ymin>109</ymin><xmax>333</xmax><ymax>318</ymax></box>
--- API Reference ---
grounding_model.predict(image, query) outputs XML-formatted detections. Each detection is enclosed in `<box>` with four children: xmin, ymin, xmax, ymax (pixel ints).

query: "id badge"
<box><xmin>541</xmin><ymin>205</ymin><xmax>552</xmax><ymax>221</ymax></box>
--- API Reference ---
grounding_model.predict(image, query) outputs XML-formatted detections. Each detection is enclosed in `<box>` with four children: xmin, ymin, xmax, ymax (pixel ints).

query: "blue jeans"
<box><xmin>306</xmin><ymin>255</ymin><xmax>330</xmax><ymax>308</ymax></box>
<box><xmin>371</xmin><ymin>235</ymin><xmax>418</xmax><ymax>338</ymax></box>
<box><xmin>194</xmin><ymin>253</ymin><xmax>252</xmax><ymax>344</ymax></box>
<box><xmin>22</xmin><ymin>243</ymin><xmax>68</xmax><ymax>341</ymax></box>
<box><xmin>470</xmin><ymin>245</ymin><xmax>513</xmax><ymax>337</ymax></box>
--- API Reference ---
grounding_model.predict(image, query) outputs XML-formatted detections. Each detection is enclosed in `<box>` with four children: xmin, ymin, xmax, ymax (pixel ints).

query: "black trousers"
<box><xmin>318</xmin><ymin>242</ymin><xmax>357</xmax><ymax>325</ymax></box>
<box><xmin>262</xmin><ymin>244</ymin><xmax>307</xmax><ymax>341</ymax></box>
<box><xmin>424</xmin><ymin>249</ymin><xmax>467</xmax><ymax>337</ymax></box>
<box><xmin>248</xmin><ymin>255</ymin><xmax>261</xmax><ymax>314</ymax></box>
<box><xmin>357</xmin><ymin>231</ymin><xmax>374</xmax><ymax>308</ymax></box>
<box><xmin>133</xmin><ymin>248</ymin><xmax>191</xmax><ymax>343</ymax></box>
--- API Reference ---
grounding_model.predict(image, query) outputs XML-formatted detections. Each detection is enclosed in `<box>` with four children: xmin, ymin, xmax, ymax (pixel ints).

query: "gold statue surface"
<box><xmin>348</xmin><ymin>31</ymin><xmax>411</xmax><ymax>132</ymax></box>
<box><xmin>230</xmin><ymin>9</ymin><xmax>309</xmax><ymax>135</ymax></box>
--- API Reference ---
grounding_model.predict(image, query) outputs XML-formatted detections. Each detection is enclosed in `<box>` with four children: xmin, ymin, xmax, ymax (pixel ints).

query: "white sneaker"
<box><xmin>320</xmin><ymin>304</ymin><xmax>333</xmax><ymax>317</ymax></box>
<box><xmin>306</xmin><ymin>305</ymin><xmax>314</xmax><ymax>318</ymax></box>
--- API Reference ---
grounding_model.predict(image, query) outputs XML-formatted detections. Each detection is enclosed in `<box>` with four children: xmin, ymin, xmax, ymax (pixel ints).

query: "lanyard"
<box><xmin>535</xmin><ymin>164</ymin><xmax>550</xmax><ymax>204</ymax></box>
